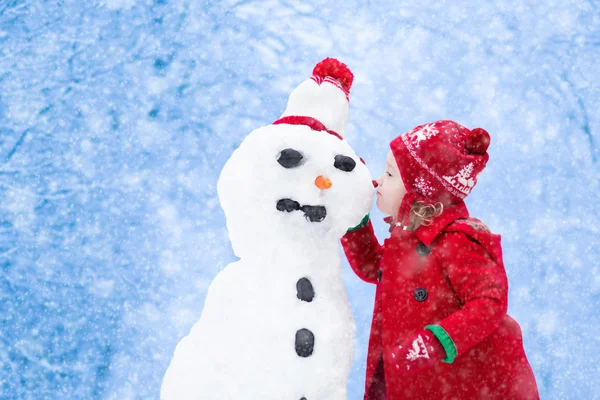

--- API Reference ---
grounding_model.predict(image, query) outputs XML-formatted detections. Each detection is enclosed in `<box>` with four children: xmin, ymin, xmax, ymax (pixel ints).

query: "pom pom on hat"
<box><xmin>275</xmin><ymin>57</ymin><xmax>354</xmax><ymax>138</ymax></box>
<box><xmin>312</xmin><ymin>58</ymin><xmax>354</xmax><ymax>92</ymax></box>
<box><xmin>466</xmin><ymin>128</ymin><xmax>491</xmax><ymax>155</ymax></box>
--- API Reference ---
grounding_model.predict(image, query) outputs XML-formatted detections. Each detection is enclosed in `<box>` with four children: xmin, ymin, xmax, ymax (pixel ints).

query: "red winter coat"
<box><xmin>341</xmin><ymin>201</ymin><xmax>539</xmax><ymax>400</ymax></box>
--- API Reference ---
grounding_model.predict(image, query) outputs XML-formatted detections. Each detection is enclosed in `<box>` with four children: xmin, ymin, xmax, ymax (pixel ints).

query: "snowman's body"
<box><xmin>162</xmin><ymin>243</ymin><xmax>354</xmax><ymax>399</ymax></box>
<box><xmin>161</xmin><ymin>59</ymin><xmax>373</xmax><ymax>400</ymax></box>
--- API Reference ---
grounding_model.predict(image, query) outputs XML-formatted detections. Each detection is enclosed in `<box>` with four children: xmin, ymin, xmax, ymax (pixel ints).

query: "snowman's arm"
<box><xmin>340</xmin><ymin>219</ymin><xmax>382</xmax><ymax>284</ymax></box>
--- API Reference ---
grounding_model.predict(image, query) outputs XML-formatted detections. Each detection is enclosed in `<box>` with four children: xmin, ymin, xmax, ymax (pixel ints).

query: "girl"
<box><xmin>342</xmin><ymin>120</ymin><xmax>540</xmax><ymax>399</ymax></box>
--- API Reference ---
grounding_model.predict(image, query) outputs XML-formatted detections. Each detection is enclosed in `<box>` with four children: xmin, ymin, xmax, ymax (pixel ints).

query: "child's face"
<box><xmin>375</xmin><ymin>150</ymin><xmax>407</xmax><ymax>218</ymax></box>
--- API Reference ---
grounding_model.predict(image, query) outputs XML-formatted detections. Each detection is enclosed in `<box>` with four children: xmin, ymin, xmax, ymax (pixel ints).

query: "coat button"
<box><xmin>416</xmin><ymin>242</ymin><xmax>431</xmax><ymax>256</ymax></box>
<box><xmin>414</xmin><ymin>288</ymin><xmax>428</xmax><ymax>302</ymax></box>
<box><xmin>377</xmin><ymin>270</ymin><xmax>382</xmax><ymax>282</ymax></box>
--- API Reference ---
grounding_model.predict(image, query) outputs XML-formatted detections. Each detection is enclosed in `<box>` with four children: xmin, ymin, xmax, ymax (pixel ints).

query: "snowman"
<box><xmin>161</xmin><ymin>58</ymin><xmax>373</xmax><ymax>400</ymax></box>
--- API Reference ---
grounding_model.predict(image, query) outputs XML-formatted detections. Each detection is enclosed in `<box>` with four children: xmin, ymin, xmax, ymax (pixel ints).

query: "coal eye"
<box><xmin>334</xmin><ymin>155</ymin><xmax>356</xmax><ymax>172</ymax></box>
<box><xmin>277</xmin><ymin>148</ymin><xmax>304</xmax><ymax>168</ymax></box>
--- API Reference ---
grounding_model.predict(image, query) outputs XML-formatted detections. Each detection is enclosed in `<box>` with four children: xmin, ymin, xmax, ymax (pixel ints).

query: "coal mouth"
<box><xmin>276</xmin><ymin>198</ymin><xmax>327</xmax><ymax>223</ymax></box>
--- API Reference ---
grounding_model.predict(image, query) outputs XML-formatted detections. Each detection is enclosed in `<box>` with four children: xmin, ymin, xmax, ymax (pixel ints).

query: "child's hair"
<box><xmin>407</xmin><ymin>201</ymin><xmax>444</xmax><ymax>231</ymax></box>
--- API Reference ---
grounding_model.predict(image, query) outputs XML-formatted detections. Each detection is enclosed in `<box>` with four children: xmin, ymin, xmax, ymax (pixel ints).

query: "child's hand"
<box><xmin>347</xmin><ymin>213</ymin><xmax>370</xmax><ymax>232</ymax></box>
<box><xmin>389</xmin><ymin>329</ymin><xmax>446</xmax><ymax>372</ymax></box>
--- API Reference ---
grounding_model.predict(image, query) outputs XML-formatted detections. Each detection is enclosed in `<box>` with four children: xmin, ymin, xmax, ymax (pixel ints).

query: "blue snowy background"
<box><xmin>1</xmin><ymin>0</ymin><xmax>599</xmax><ymax>399</ymax></box>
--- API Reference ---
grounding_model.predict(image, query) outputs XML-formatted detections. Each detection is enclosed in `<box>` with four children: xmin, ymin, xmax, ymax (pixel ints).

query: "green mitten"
<box><xmin>347</xmin><ymin>214</ymin><xmax>370</xmax><ymax>233</ymax></box>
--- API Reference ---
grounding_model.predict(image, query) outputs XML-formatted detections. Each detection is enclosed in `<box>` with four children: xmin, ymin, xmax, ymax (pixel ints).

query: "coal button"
<box><xmin>296</xmin><ymin>277</ymin><xmax>315</xmax><ymax>302</ymax></box>
<box><xmin>295</xmin><ymin>328</ymin><xmax>315</xmax><ymax>357</ymax></box>
<box><xmin>377</xmin><ymin>270</ymin><xmax>382</xmax><ymax>282</ymax></box>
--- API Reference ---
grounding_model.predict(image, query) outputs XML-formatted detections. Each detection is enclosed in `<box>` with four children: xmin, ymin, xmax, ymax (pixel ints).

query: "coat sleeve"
<box><xmin>340</xmin><ymin>218</ymin><xmax>383</xmax><ymax>284</ymax></box>
<box><xmin>429</xmin><ymin>231</ymin><xmax>508</xmax><ymax>362</ymax></box>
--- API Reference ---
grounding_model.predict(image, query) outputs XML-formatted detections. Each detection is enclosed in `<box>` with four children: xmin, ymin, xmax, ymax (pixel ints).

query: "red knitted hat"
<box><xmin>390</xmin><ymin>120</ymin><xmax>491</xmax><ymax>227</ymax></box>
<box><xmin>273</xmin><ymin>58</ymin><xmax>354</xmax><ymax>139</ymax></box>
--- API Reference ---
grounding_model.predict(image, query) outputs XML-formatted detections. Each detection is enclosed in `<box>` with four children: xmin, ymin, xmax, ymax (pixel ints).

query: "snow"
<box><xmin>0</xmin><ymin>0</ymin><xmax>598</xmax><ymax>399</ymax></box>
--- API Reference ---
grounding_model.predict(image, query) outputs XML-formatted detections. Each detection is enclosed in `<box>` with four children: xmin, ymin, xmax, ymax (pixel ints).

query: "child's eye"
<box><xmin>386</xmin><ymin>172</ymin><xmax>392</xmax><ymax>177</ymax></box>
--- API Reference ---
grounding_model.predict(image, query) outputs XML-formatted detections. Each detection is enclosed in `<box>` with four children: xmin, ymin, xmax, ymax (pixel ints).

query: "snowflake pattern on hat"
<box><xmin>442</xmin><ymin>162</ymin><xmax>476</xmax><ymax>196</ymax></box>
<box><xmin>405</xmin><ymin>123</ymin><xmax>439</xmax><ymax>149</ymax></box>
<box><xmin>414</xmin><ymin>177</ymin><xmax>434</xmax><ymax>197</ymax></box>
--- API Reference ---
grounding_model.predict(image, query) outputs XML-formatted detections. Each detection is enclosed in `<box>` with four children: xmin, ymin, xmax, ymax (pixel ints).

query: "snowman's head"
<box><xmin>218</xmin><ymin>124</ymin><xmax>373</xmax><ymax>258</ymax></box>
<box><xmin>217</xmin><ymin>58</ymin><xmax>373</xmax><ymax>258</ymax></box>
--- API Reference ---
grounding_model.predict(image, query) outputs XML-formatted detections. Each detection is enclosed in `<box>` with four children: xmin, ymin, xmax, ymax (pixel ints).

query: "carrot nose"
<box><xmin>372</xmin><ymin>180</ymin><xmax>379</xmax><ymax>188</ymax></box>
<box><xmin>315</xmin><ymin>175</ymin><xmax>332</xmax><ymax>190</ymax></box>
